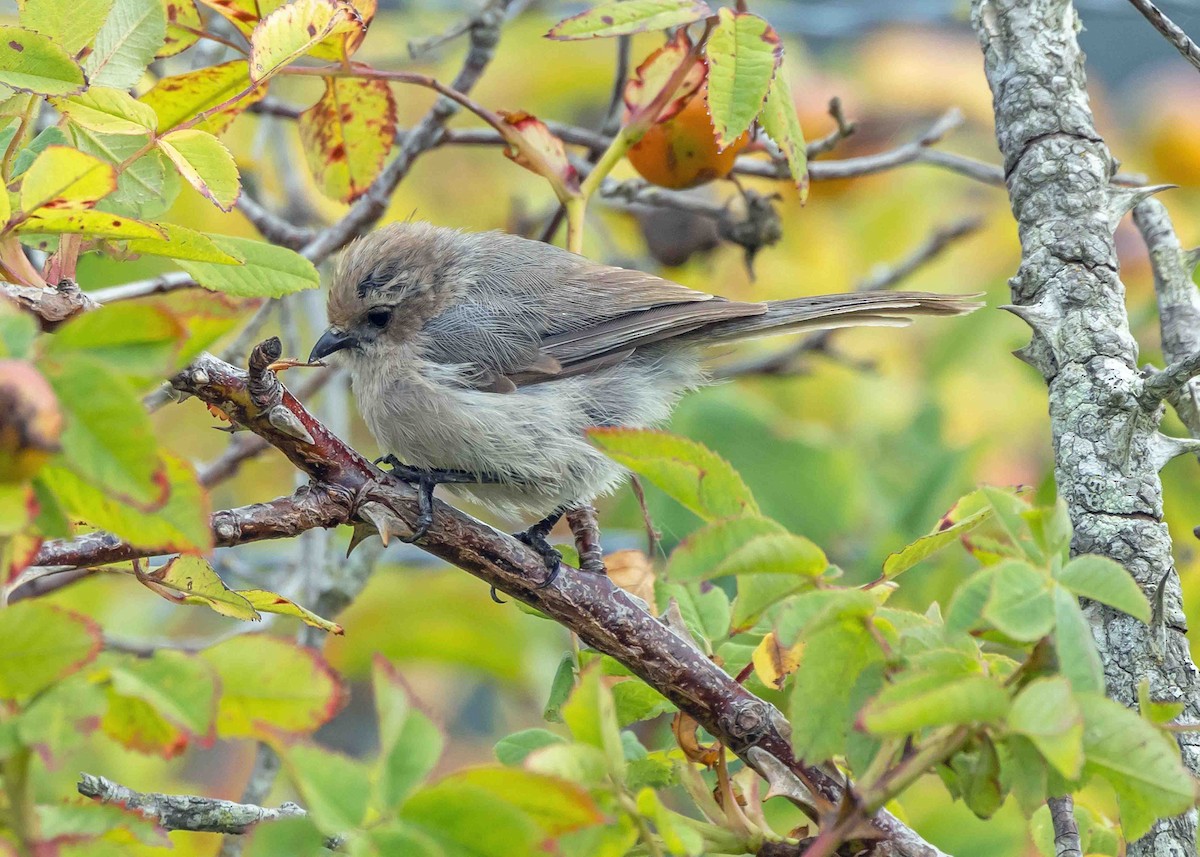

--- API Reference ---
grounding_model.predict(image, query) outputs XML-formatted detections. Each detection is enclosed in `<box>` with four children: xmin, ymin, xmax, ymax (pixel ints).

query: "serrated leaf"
<box><xmin>443</xmin><ymin>768</ymin><xmax>603</xmax><ymax>836</ymax></box>
<box><xmin>299</xmin><ymin>76</ymin><xmax>396</xmax><ymax>203</ymax></box>
<box><xmin>55</xmin><ymin>87</ymin><xmax>159</xmax><ymax>136</ymax></box>
<box><xmin>885</xmin><ymin>493</ymin><xmax>994</xmax><ymax>580</ymax></box>
<box><xmin>1056</xmin><ymin>554</ymin><xmax>1150</xmax><ymax>622</ymax></box>
<box><xmin>14</xmin><ymin>209</ymin><xmax>165</xmax><ymax>240</ymax></box>
<box><xmin>588</xmin><ymin>427</ymin><xmax>757</xmax><ymax>520</ymax></box>
<box><xmin>623</xmin><ymin>30</ymin><xmax>707</xmax><ymax>124</ymax></box>
<box><xmin>759</xmin><ymin>67</ymin><xmax>807</xmax><ymax>197</ymax></box>
<box><xmin>201</xmin><ymin>634</ymin><xmax>345</xmax><ymax>738</ymax></box>
<box><xmin>20</xmin><ymin>0</ymin><xmax>115</xmax><ymax>54</ymax></box>
<box><xmin>1078</xmin><ymin>692</ymin><xmax>1197</xmax><ymax>840</ymax></box>
<box><xmin>139</xmin><ymin>60</ymin><xmax>263</xmax><ymax>134</ymax></box>
<box><xmin>43</xmin><ymin>356</ymin><xmax>164</xmax><ymax>505</ymax></box>
<box><xmin>159</xmin><ymin>0</ymin><xmax>203</xmax><ymax>57</ymax></box>
<box><xmin>1007</xmin><ymin>677</ymin><xmax>1083</xmax><ymax>780</ymax></box>
<box><xmin>548</xmin><ymin>0</ymin><xmax>711</xmax><ymax>40</ymax></box>
<box><xmin>705</xmin><ymin>9</ymin><xmax>782</xmax><ymax>149</ymax></box>
<box><xmin>38</xmin><ymin>453</ymin><xmax>211</xmax><ymax>552</ymax></box>
<box><xmin>240</xmin><ymin>589</ymin><xmax>344</xmax><ymax>634</ymax></box>
<box><xmin>667</xmin><ymin>515</ymin><xmax>824</xmax><ymax>581</ymax></box>
<box><xmin>982</xmin><ymin>559</ymin><xmax>1054</xmax><ymax>642</ymax></box>
<box><xmin>400</xmin><ymin>780</ymin><xmax>542</xmax><ymax>857</ymax></box>
<box><xmin>248</xmin><ymin>0</ymin><xmax>359</xmax><ymax>82</ymax></box>
<box><xmin>108</xmin><ymin>649</ymin><xmax>217</xmax><ymax>738</ymax></box>
<box><xmin>20</xmin><ymin>146</ymin><xmax>116</xmax><ymax>212</ymax></box>
<box><xmin>157</xmin><ymin>128</ymin><xmax>240</xmax><ymax>211</ymax></box>
<box><xmin>71</xmin><ymin>126</ymin><xmax>180</xmax><ymax>220</ymax></box>
<box><xmin>176</xmin><ymin>234</ymin><xmax>319</xmax><ymax>297</ymax></box>
<box><xmin>612</xmin><ymin>679</ymin><xmax>673</xmax><ymax>726</ymax></box>
<box><xmin>139</xmin><ymin>554</ymin><xmax>260</xmax><ymax>620</ymax></box>
<box><xmin>0</xmin><ymin>27</ymin><xmax>86</xmax><ymax>96</ymax></box>
<box><xmin>0</xmin><ymin>602</ymin><xmax>101</xmax><ymax>699</ymax></box>
<box><xmin>731</xmin><ymin>573</ymin><xmax>815</xmax><ymax>631</ymax></box>
<box><xmin>1053</xmin><ymin>584</ymin><xmax>1105</xmax><ymax>694</ymax></box>
<box><xmin>83</xmin><ymin>0</ymin><xmax>168</xmax><ymax>90</ymax></box>
<box><xmin>862</xmin><ymin>674</ymin><xmax>1009</xmax><ymax>735</ymax></box>
<box><xmin>123</xmin><ymin>221</ymin><xmax>244</xmax><ymax>263</ymax></box>
<box><xmin>370</xmin><ymin>657</ymin><xmax>443</xmax><ymax>809</ymax></box>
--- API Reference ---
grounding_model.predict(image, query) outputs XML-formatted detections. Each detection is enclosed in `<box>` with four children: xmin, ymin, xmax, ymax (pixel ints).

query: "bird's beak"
<box><xmin>309</xmin><ymin>328</ymin><xmax>353</xmax><ymax>363</ymax></box>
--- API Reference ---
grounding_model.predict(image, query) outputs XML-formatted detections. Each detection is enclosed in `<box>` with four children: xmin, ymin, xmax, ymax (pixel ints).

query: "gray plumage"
<box><xmin>316</xmin><ymin>222</ymin><xmax>980</xmax><ymax>521</ymax></box>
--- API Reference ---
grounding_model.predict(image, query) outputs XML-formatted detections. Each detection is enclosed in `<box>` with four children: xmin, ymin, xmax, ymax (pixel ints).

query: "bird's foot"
<box><xmin>514</xmin><ymin>509</ymin><xmax>564</xmax><ymax>590</ymax></box>
<box><xmin>373</xmin><ymin>455</ymin><xmax>500</xmax><ymax>542</ymax></box>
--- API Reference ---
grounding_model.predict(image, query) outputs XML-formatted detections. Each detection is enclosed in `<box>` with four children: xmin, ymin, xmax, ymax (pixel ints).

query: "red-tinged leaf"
<box><xmin>139</xmin><ymin>60</ymin><xmax>265</xmax><ymax>135</ymax></box>
<box><xmin>248</xmin><ymin>0</ymin><xmax>361</xmax><ymax>83</ymax></box>
<box><xmin>624</xmin><ymin>30</ymin><xmax>707</xmax><ymax>125</ymax></box>
<box><xmin>138</xmin><ymin>554</ymin><xmax>261</xmax><ymax>621</ymax></box>
<box><xmin>548</xmin><ymin>0</ymin><xmax>712</xmax><ymax>40</ymax></box>
<box><xmin>0</xmin><ymin>602</ymin><xmax>102</xmax><ymax>700</ymax></box>
<box><xmin>20</xmin><ymin>147</ymin><xmax>117</xmax><ymax>212</ymax></box>
<box><xmin>102</xmin><ymin>688</ymin><xmax>191</xmax><ymax>758</ymax></box>
<box><xmin>298</xmin><ymin>75</ymin><xmax>396</xmax><ymax>203</ymax></box>
<box><xmin>201</xmin><ymin>634</ymin><xmax>347</xmax><ymax>738</ymax></box>
<box><xmin>309</xmin><ymin>0</ymin><xmax>374</xmax><ymax>61</ymax></box>
<box><xmin>157</xmin><ymin>128</ymin><xmax>241</xmax><ymax>211</ymax></box>
<box><xmin>196</xmin><ymin>0</ymin><xmax>260</xmax><ymax>34</ymax></box>
<box><xmin>0</xmin><ymin>362</ymin><xmax>61</xmax><ymax>484</ymax></box>
<box><xmin>705</xmin><ymin>9</ymin><xmax>783</xmax><ymax>149</ymax></box>
<box><xmin>158</xmin><ymin>0</ymin><xmax>203</xmax><ymax>57</ymax></box>
<box><xmin>497</xmin><ymin>110</ymin><xmax>580</xmax><ymax>198</ymax></box>
<box><xmin>239</xmin><ymin>589</ymin><xmax>344</xmax><ymax>634</ymax></box>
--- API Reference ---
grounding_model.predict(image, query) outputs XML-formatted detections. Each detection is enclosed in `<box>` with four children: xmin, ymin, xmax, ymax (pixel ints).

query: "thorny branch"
<box><xmin>29</xmin><ymin>340</ymin><xmax>948</xmax><ymax>857</ymax></box>
<box><xmin>77</xmin><ymin>773</ymin><xmax>343</xmax><ymax>849</ymax></box>
<box><xmin>972</xmin><ymin>0</ymin><xmax>1200</xmax><ymax>854</ymax></box>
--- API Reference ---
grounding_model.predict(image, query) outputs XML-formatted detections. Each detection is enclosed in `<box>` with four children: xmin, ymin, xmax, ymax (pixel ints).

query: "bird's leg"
<box><xmin>566</xmin><ymin>505</ymin><xmax>606</xmax><ymax>575</ymax></box>
<box><xmin>514</xmin><ymin>509</ymin><xmax>564</xmax><ymax>590</ymax></box>
<box><xmin>373</xmin><ymin>454</ymin><xmax>502</xmax><ymax>543</ymax></box>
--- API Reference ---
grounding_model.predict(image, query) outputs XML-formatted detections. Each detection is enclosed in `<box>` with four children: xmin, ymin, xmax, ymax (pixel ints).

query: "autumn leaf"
<box><xmin>497</xmin><ymin>110</ymin><xmax>580</xmax><ymax>200</ymax></box>
<box><xmin>298</xmin><ymin>75</ymin><xmax>396</xmax><ymax>203</ymax></box>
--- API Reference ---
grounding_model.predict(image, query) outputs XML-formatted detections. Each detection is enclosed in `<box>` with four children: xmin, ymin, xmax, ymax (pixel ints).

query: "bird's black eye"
<box><xmin>367</xmin><ymin>308</ymin><xmax>392</xmax><ymax>328</ymax></box>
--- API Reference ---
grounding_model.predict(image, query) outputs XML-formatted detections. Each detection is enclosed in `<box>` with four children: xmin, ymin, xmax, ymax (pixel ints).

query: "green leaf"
<box><xmin>882</xmin><ymin>489</ymin><xmax>992</xmax><ymax>580</ymax></box>
<box><xmin>731</xmin><ymin>573</ymin><xmax>814</xmax><ymax>631</ymax></box>
<box><xmin>138</xmin><ymin>59</ymin><xmax>261</xmax><ymax>135</ymax></box>
<box><xmin>562</xmin><ymin>666</ymin><xmax>624</xmax><ymax>777</ymax></box>
<box><xmin>1138</xmin><ymin>678</ymin><xmax>1185</xmax><ymax>726</ymax></box>
<box><xmin>20</xmin><ymin>0</ymin><xmax>115</xmax><ymax>54</ymax></box>
<box><xmin>201</xmin><ymin>635</ymin><xmax>345</xmax><ymax>738</ymax></box>
<box><xmin>83</xmin><ymin>0</ymin><xmax>167</xmax><ymax>90</ymax></box>
<box><xmin>862</xmin><ymin>674</ymin><xmax>1009</xmax><ymax>735</ymax></box>
<box><xmin>1056</xmin><ymin>554</ymin><xmax>1150</xmax><ymax>622</ymax></box>
<box><xmin>248</xmin><ymin>0</ymin><xmax>359</xmax><ymax>82</ymax></box>
<box><xmin>443</xmin><ymin>768</ymin><xmax>603</xmax><ymax>836</ymax></box>
<box><xmin>543</xmin><ymin>652</ymin><xmax>575</xmax><ymax>722</ymax></box>
<box><xmin>1007</xmin><ymin>677</ymin><xmax>1083</xmax><ymax>779</ymax></box>
<box><xmin>0</xmin><ymin>27</ymin><xmax>86</xmax><ymax>96</ymax></box>
<box><xmin>157</xmin><ymin>128</ymin><xmax>240</xmax><ymax>211</ymax></box>
<box><xmin>1003</xmin><ymin>735</ymin><xmax>1050</xmax><ymax>818</ymax></box>
<box><xmin>612</xmin><ymin>679</ymin><xmax>674</xmax><ymax>726</ymax></box>
<box><xmin>1078</xmin><ymin>692</ymin><xmax>1196</xmax><ymax>840</ymax></box>
<box><xmin>635</xmin><ymin>788</ymin><xmax>704</xmax><ymax>856</ymax></box>
<box><xmin>108</xmin><ymin>649</ymin><xmax>217</xmax><ymax>738</ymax></box>
<box><xmin>101</xmin><ymin>687</ymin><xmax>190</xmax><ymax>757</ymax></box>
<box><xmin>666</xmin><ymin>515</ymin><xmax>824</xmax><ymax>581</ymax></box>
<box><xmin>0</xmin><ymin>602</ymin><xmax>101</xmax><ymax>699</ymax></box>
<box><xmin>138</xmin><ymin>554</ymin><xmax>260</xmax><ymax>621</ymax></box>
<box><xmin>401</xmin><ymin>781</ymin><xmax>542</xmax><ymax>857</ymax></box>
<box><xmin>39</xmin><ymin>453</ymin><xmax>211</xmax><ymax>552</ymax></box>
<box><xmin>1053</xmin><ymin>584</ymin><xmax>1105</xmax><ymax>694</ymax></box>
<box><xmin>177</xmin><ymin>234</ymin><xmax>320</xmax><ymax>297</ymax></box>
<box><xmin>17</xmin><ymin>674</ymin><xmax>107</xmax><ymax>760</ymax></box>
<box><xmin>71</xmin><ymin>126</ymin><xmax>180</xmax><ymax>220</ymax></box>
<box><xmin>0</xmin><ymin>308</ymin><xmax>37</xmax><ymax>358</ymax></box>
<box><xmin>122</xmin><ymin>221</ymin><xmax>243</xmax><ymax>263</ymax></box>
<box><xmin>35</xmin><ymin>802</ymin><xmax>167</xmax><ymax>848</ymax></box>
<box><xmin>523</xmin><ymin>742</ymin><xmax>610</xmax><ymax>788</ymax></box>
<box><xmin>372</xmin><ymin>656</ymin><xmax>443</xmax><ymax>808</ymax></box>
<box><xmin>45</xmin><ymin>303</ymin><xmax>184</xmax><ymax>386</ymax></box>
<box><xmin>758</xmin><ymin>66</ymin><xmax>807</xmax><ymax>197</ymax></box>
<box><xmin>982</xmin><ymin>559</ymin><xmax>1054</xmax><ymax>642</ymax></box>
<box><xmin>982</xmin><ymin>485</ymin><xmax>1040</xmax><ymax>561</ymax></box>
<box><xmin>15</xmin><ymin>209</ymin><xmax>165</xmax><ymax>240</ymax></box>
<box><xmin>240</xmin><ymin>589</ymin><xmax>344</xmax><ymax>635</ymax></box>
<box><xmin>945</xmin><ymin>567</ymin><xmax>999</xmax><ymax>635</ymax></box>
<box><xmin>19</xmin><ymin>146</ymin><xmax>117</xmax><ymax>212</ymax></box>
<box><xmin>547</xmin><ymin>0</ymin><xmax>711</xmax><ymax>40</ymax></box>
<box><xmin>705</xmin><ymin>9</ymin><xmax>782</xmax><ymax>149</ymax></box>
<box><xmin>282</xmin><ymin>742</ymin><xmax>372</xmax><ymax>832</ymax></box>
<box><xmin>55</xmin><ymin>87</ymin><xmax>159</xmax><ymax>135</ymax></box>
<box><xmin>495</xmin><ymin>728</ymin><xmax>565</xmax><ymax>766</ymax></box>
<box><xmin>658</xmin><ymin>581</ymin><xmax>730</xmax><ymax>647</ymax></box>
<box><xmin>588</xmin><ymin>427</ymin><xmax>757</xmax><ymax>520</ymax></box>
<box><xmin>43</xmin><ymin>356</ymin><xmax>164</xmax><ymax>504</ymax></box>
<box><xmin>950</xmin><ymin>736</ymin><xmax>1005</xmax><ymax>819</ymax></box>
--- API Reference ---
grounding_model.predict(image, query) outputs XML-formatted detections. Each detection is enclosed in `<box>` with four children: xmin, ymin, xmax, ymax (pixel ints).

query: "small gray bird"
<box><xmin>309</xmin><ymin>222</ymin><xmax>978</xmax><ymax>574</ymax></box>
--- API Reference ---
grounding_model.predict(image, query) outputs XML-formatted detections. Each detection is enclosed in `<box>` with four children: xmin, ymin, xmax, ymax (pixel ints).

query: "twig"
<box><xmin>236</xmin><ymin>192</ymin><xmax>316</xmax><ymax>251</ymax></box>
<box><xmin>1133</xmin><ymin>199</ymin><xmax>1200</xmax><ymax>437</ymax></box>
<box><xmin>1048</xmin><ymin>795</ymin><xmax>1083</xmax><ymax>857</ymax></box>
<box><xmin>803</xmin><ymin>97</ymin><xmax>857</xmax><ymax>158</ymax></box>
<box><xmin>0</xmin><ymin>278</ymin><xmax>97</xmax><ymax>328</ymax></box>
<box><xmin>27</xmin><ymin>343</ymin><xmax>946</xmax><ymax>857</ymax></box>
<box><xmin>1126</xmin><ymin>0</ymin><xmax>1200</xmax><ymax>74</ymax></box>
<box><xmin>714</xmin><ymin>215</ymin><xmax>984</xmax><ymax>379</ymax></box>
<box><xmin>77</xmin><ymin>773</ymin><xmax>341</xmax><ymax>849</ymax></box>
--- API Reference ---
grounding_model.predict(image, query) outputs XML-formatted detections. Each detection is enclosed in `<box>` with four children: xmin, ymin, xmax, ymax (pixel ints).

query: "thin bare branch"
<box><xmin>1048</xmin><ymin>796</ymin><xmax>1084</xmax><ymax>857</ymax></box>
<box><xmin>1126</xmin><ymin>0</ymin><xmax>1200</xmax><ymax>74</ymax></box>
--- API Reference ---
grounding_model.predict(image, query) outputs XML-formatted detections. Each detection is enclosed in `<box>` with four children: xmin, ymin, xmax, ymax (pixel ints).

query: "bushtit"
<box><xmin>310</xmin><ymin>222</ymin><xmax>979</xmax><ymax>575</ymax></box>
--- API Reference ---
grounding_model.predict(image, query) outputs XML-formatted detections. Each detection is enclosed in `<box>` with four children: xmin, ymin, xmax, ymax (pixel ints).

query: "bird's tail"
<box><xmin>691</xmin><ymin>291</ymin><xmax>983</xmax><ymax>344</ymax></box>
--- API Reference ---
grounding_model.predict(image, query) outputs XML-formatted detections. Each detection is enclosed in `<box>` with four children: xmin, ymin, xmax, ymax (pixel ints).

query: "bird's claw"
<box><xmin>515</xmin><ymin>526</ymin><xmax>563</xmax><ymax>588</ymax></box>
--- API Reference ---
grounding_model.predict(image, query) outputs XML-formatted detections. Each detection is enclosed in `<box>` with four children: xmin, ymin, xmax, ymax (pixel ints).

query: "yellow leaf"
<box><xmin>19</xmin><ymin>146</ymin><xmax>116</xmax><ymax>212</ymax></box>
<box><xmin>298</xmin><ymin>76</ymin><xmax>396</xmax><ymax>202</ymax></box>
<box><xmin>196</xmin><ymin>0</ymin><xmax>270</xmax><ymax>36</ymax></box>
<box><xmin>123</xmin><ymin>221</ymin><xmax>244</xmax><ymax>263</ymax></box>
<box><xmin>54</xmin><ymin>86</ymin><xmax>159</xmax><ymax>135</ymax></box>
<box><xmin>239</xmin><ymin>589</ymin><xmax>344</xmax><ymax>635</ymax></box>
<box><xmin>139</xmin><ymin>60</ymin><xmax>264</xmax><ymax>135</ymax></box>
<box><xmin>13</xmin><ymin>210</ymin><xmax>164</xmax><ymax>239</ymax></box>
<box><xmin>0</xmin><ymin>26</ymin><xmax>87</xmax><ymax>96</ymax></box>
<box><xmin>752</xmin><ymin>631</ymin><xmax>803</xmax><ymax>689</ymax></box>
<box><xmin>138</xmin><ymin>554</ymin><xmax>260</xmax><ymax>621</ymax></box>
<box><xmin>497</xmin><ymin>110</ymin><xmax>580</xmax><ymax>198</ymax></box>
<box><xmin>157</xmin><ymin>129</ymin><xmax>240</xmax><ymax>211</ymax></box>
<box><xmin>759</xmin><ymin>66</ymin><xmax>807</xmax><ymax>199</ymax></box>
<box><xmin>158</xmin><ymin>0</ymin><xmax>203</xmax><ymax>58</ymax></box>
<box><xmin>248</xmin><ymin>0</ymin><xmax>360</xmax><ymax>83</ymax></box>
<box><xmin>606</xmin><ymin>550</ymin><xmax>656</xmax><ymax>609</ymax></box>
<box><xmin>308</xmin><ymin>0</ymin><xmax>373</xmax><ymax>60</ymax></box>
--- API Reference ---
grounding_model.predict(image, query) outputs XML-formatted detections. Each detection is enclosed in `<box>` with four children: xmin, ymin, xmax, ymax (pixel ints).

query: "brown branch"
<box><xmin>1048</xmin><ymin>795</ymin><xmax>1084</xmax><ymax>857</ymax></box>
<box><xmin>27</xmin><ymin>341</ymin><xmax>947</xmax><ymax>857</ymax></box>
<box><xmin>0</xmin><ymin>278</ymin><xmax>97</xmax><ymax>328</ymax></box>
<box><xmin>1126</xmin><ymin>0</ymin><xmax>1200</xmax><ymax>74</ymax></box>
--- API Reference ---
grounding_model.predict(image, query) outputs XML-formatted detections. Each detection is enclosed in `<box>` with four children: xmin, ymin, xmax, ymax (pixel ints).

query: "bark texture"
<box><xmin>972</xmin><ymin>1</ymin><xmax>1200</xmax><ymax>852</ymax></box>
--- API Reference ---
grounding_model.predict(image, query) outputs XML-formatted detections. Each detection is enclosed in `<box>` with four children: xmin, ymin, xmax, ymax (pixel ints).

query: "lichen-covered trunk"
<box><xmin>971</xmin><ymin>0</ymin><xmax>1200</xmax><ymax>852</ymax></box>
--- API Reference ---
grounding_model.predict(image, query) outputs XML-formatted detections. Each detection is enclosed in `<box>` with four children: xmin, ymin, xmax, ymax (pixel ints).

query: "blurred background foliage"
<box><xmin>22</xmin><ymin>0</ymin><xmax>1200</xmax><ymax>854</ymax></box>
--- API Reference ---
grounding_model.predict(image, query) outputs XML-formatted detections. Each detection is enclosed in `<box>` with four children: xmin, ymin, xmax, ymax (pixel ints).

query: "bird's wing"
<box><xmin>420</xmin><ymin>237</ymin><xmax>763</xmax><ymax>388</ymax></box>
